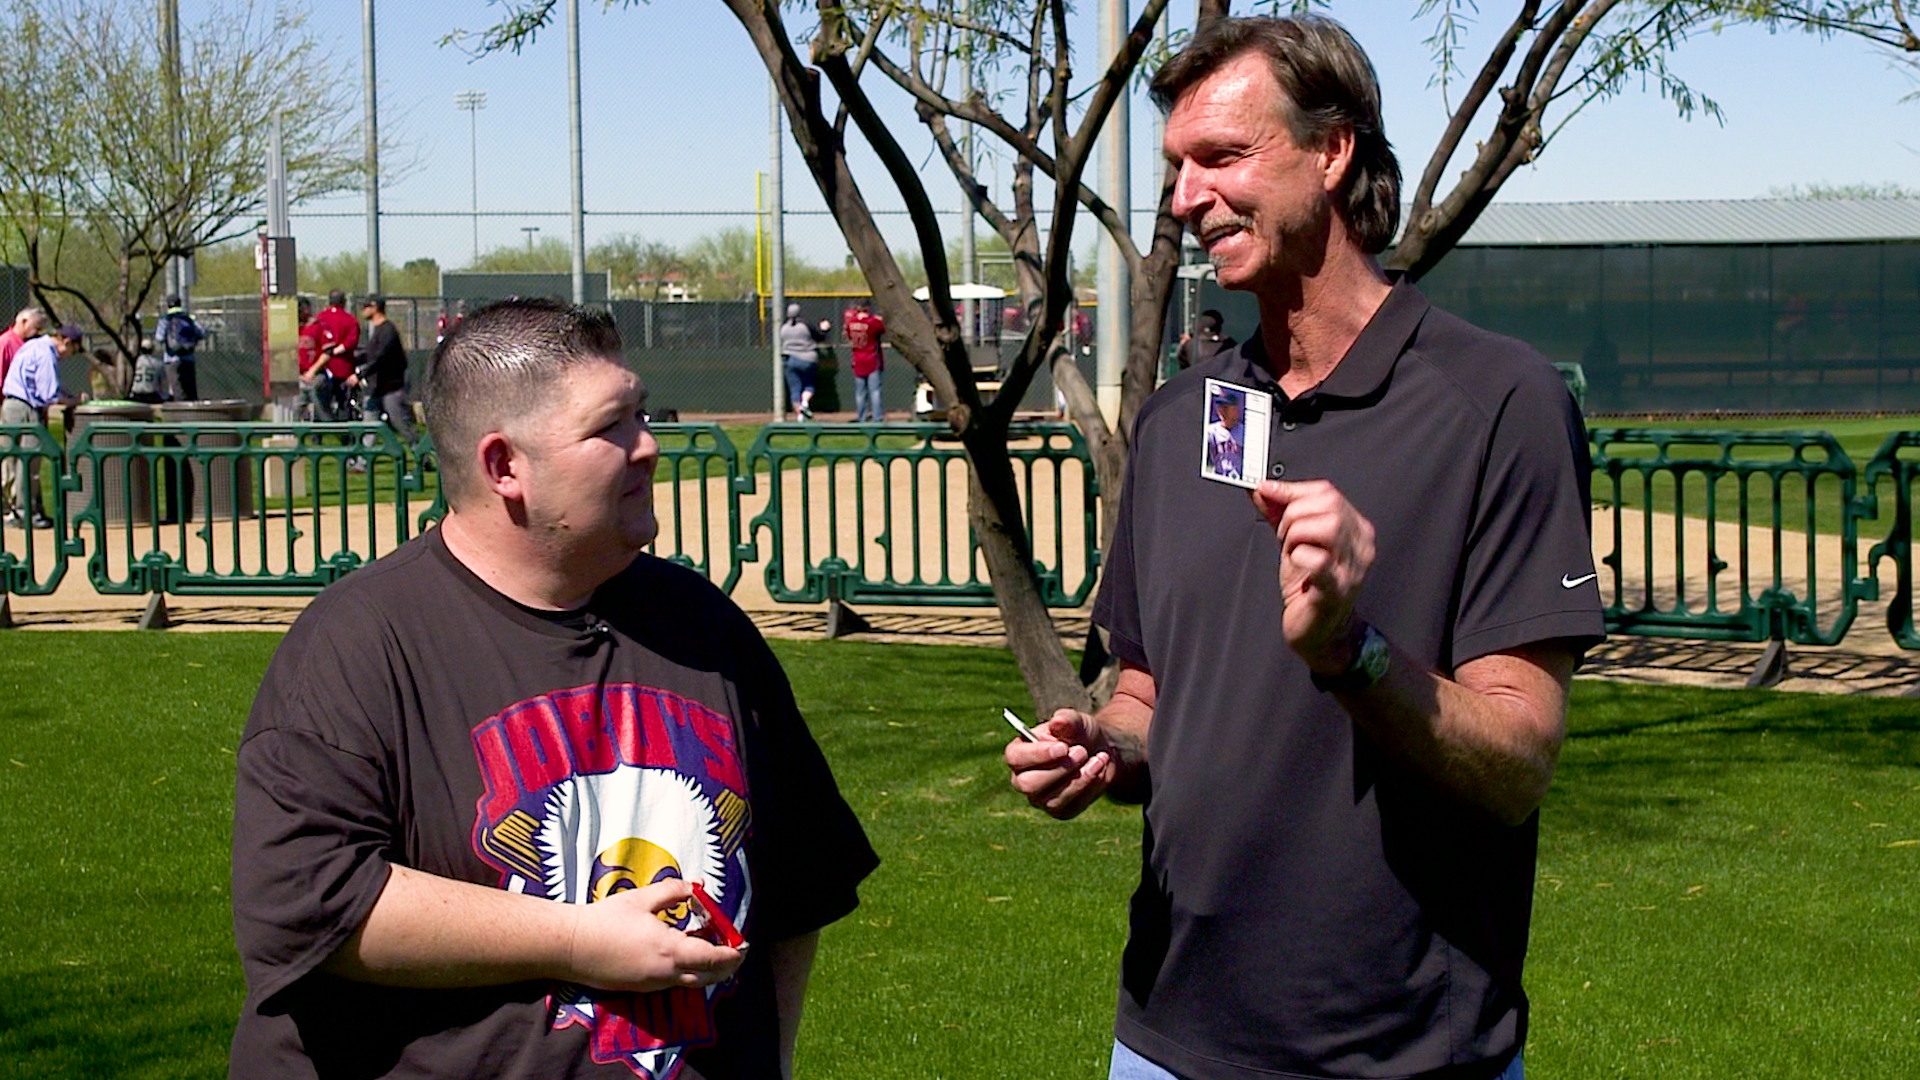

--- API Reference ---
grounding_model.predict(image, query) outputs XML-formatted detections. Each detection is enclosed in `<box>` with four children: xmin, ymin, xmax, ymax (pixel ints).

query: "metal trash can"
<box><xmin>66</xmin><ymin>401</ymin><xmax>155</xmax><ymax>524</ymax></box>
<box><xmin>159</xmin><ymin>399</ymin><xmax>257</xmax><ymax>520</ymax></box>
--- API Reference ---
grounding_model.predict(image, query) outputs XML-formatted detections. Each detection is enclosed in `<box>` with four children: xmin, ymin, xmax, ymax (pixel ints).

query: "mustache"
<box><xmin>1194</xmin><ymin>212</ymin><xmax>1255</xmax><ymax>238</ymax></box>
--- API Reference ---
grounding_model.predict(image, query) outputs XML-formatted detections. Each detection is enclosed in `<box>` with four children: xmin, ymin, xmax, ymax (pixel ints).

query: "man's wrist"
<box><xmin>1304</xmin><ymin>616</ymin><xmax>1366</xmax><ymax>678</ymax></box>
<box><xmin>1309</xmin><ymin>620</ymin><xmax>1390</xmax><ymax>695</ymax></box>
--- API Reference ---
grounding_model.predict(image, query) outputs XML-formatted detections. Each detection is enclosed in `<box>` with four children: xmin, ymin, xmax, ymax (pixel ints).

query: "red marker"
<box><xmin>689</xmin><ymin>881</ymin><xmax>745</xmax><ymax>949</ymax></box>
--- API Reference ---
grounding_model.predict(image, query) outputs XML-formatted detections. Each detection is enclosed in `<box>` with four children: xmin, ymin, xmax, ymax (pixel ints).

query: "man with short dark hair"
<box><xmin>1</xmin><ymin>323</ymin><xmax>81</xmax><ymax>528</ymax></box>
<box><xmin>349</xmin><ymin>294</ymin><xmax>416</xmax><ymax>442</ymax></box>
<box><xmin>1007</xmin><ymin>16</ymin><xmax>1602</xmax><ymax>1080</ymax></box>
<box><xmin>231</xmin><ymin>298</ymin><xmax>878</xmax><ymax>1079</ymax></box>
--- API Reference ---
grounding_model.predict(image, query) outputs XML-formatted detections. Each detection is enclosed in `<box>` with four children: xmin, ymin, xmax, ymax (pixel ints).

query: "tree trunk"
<box><xmin>728</xmin><ymin>0</ymin><xmax>1091</xmax><ymax>712</ymax></box>
<box><xmin>963</xmin><ymin>417</ymin><xmax>1090</xmax><ymax>714</ymax></box>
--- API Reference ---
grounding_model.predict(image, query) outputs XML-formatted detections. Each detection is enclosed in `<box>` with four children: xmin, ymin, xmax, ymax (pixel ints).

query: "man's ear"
<box><xmin>1319</xmin><ymin>124</ymin><xmax>1357</xmax><ymax>196</ymax></box>
<box><xmin>477</xmin><ymin>431</ymin><xmax>524</xmax><ymax>502</ymax></box>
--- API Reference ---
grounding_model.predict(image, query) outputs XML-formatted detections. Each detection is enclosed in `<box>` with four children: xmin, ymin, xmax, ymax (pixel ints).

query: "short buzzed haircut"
<box><xmin>1151</xmin><ymin>15</ymin><xmax>1402</xmax><ymax>254</ymax></box>
<box><xmin>328</xmin><ymin>289</ymin><xmax>347</xmax><ymax>308</ymax></box>
<box><xmin>426</xmin><ymin>298</ymin><xmax>625</xmax><ymax>509</ymax></box>
<box><xmin>14</xmin><ymin>307</ymin><xmax>46</xmax><ymax>333</ymax></box>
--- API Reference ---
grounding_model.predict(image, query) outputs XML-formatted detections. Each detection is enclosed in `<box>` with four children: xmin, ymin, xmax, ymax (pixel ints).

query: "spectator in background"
<box><xmin>157</xmin><ymin>294</ymin><xmax>204</xmax><ymax>401</ymax></box>
<box><xmin>314</xmin><ymin>289</ymin><xmax>361</xmax><ymax>417</ymax></box>
<box><xmin>294</xmin><ymin>298</ymin><xmax>338</xmax><ymax>420</ymax></box>
<box><xmin>1</xmin><ymin>324</ymin><xmax>81</xmax><ymax>528</ymax></box>
<box><xmin>843</xmin><ymin>297</ymin><xmax>887</xmax><ymax>422</ymax></box>
<box><xmin>1175</xmin><ymin>309</ymin><xmax>1237</xmax><ymax>371</ymax></box>
<box><xmin>435</xmin><ymin>299</ymin><xmax>467</xmax><ymax>345</ymax></box>
<box><xmin>130</xmin><ymin>338</ymin><xmax>167</xmax><ymax>405</ymax></box>
<box><xmin>349</xmin><ymin>295</ymin><xmax>416</xmax><ymax>443</ymax></box>
<box><xmin>779</xmin><ymin>302</ymin><xmax>829</xmax><ymax>421</ymax></box>
<box><xmin>0</xmin><ymin>307</ymin><xmax>47</xmax><ymax>389</ymax></box>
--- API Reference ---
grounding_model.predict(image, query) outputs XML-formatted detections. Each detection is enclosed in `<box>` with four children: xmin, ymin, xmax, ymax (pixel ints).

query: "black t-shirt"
<box><xmin>1095</xmin><ymin>282</ymin><xmax>1604</xmax><ymax>1080</ymax></box>
<box><xmin>230</xmin><ymin>530</ymin><xmax>878</xmax><ymax>1079</ymax></box>
<box><xmin>359</xmin><ymin>321</ymin><xmax>409</xmax><ymax>396</ymax></box>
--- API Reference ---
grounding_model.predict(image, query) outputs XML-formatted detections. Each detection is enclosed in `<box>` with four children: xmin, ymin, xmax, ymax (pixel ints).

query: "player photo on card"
<box><xmin>1200</xmin><ymin>378</ymin><xmax>1270</xmax><ymax>489</ymax></box>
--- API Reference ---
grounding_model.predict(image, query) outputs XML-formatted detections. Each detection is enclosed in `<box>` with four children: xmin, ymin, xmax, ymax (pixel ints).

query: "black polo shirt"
<box><xmin>1095</xmin><ymin>281</ymin><xmax>1603</xmax><ymax>1080</ymax></box>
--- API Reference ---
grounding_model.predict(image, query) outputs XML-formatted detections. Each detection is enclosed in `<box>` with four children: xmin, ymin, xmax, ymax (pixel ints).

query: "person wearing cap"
<box><xmin>348</xmin><ymin>294</ymin><xmax>416</xmax><ymax>443</ymax></box>
<box><xmin>157</xmin><ymin>294</ymin><xmax>205</xmax><ymax>401</ymax></box>
<box><xmin>1006</xmin><ymin>16</ymin><xmax>1603</xmax><ymax>1080</ymax></box>
<box><xmin>778</xmin><ymin>303</ymin><xmax>829</xmax><ymax>421</ymax></box>
<box><xmin>1202</xmin><ymin>388</ymin><xmax>1243</xmax><ymax>481</ymax></box>
<box><xmin>842</xmin><ymin>297</ymin><xmax>887</xmax><ymax>422</ymax></box>
<box><xmin>129</xmin><ymin>337</ymin><xmax>167</xmax><ymax>405</ymax></box>
<box><xmin>1175</xmin><ymin>309</ymin><xmax>1237</xmax><ymax>372</ymax></box>
<box><xmin>1</xmin><ymin>323</ymin><xmax>82</xmax><ymax>528</ymax></box>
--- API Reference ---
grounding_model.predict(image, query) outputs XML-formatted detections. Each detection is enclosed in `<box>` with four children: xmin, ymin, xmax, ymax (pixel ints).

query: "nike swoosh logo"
<box><xmin>1561</xmin><ymin>573</ymin><xmax>1597</xmax><ymax>589</ymax></box>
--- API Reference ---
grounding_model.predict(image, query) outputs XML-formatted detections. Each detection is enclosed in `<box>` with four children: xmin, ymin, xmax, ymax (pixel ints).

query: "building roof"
<box><xmin>1455</xmin><ymin>198</ymin><xmax>1920</xmax><ymax>246</ymax></box>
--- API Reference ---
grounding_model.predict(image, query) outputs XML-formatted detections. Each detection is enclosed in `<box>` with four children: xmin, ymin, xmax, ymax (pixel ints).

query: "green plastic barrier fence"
<box><xmin>742</xmin><ymin>422</ymin><xmax>1099</xmax><ymax>607</ymax></box>
<box><xmin>647</xmin><ymin>424</ymin><xmax>749</xmax><ymax>594</ymax></box>
<box><xmin>0</xmin><ymin>423</ymin><xmax>77</xmax><ymax>598</ymax></box>
<box><xmin>1589</xmin><ymin>428</ymin><xmax>1867</xmax><ymax>645</ymax></box>
<box><xmin>1860</xmin><ymin>431</ymin><xmax>1920</xmax><ymax>650</ymax></box>
<box><xmin>69</xmin><ymin>421</ymin><xmax>427</xmax><ymax>595</ymax></box>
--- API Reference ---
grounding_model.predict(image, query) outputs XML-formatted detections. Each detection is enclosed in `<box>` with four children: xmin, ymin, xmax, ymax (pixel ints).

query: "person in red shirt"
<box><xmin>294</xmin><ymin>298</ymin><xmax>334</xmax><ymax>420</ymax></box>
<box><xmin>842</xmin><ymin>298</ymin><xmax>887</xmax><ymax>422</ymax></box>
<box><xmin>313</xmin><ymin>289</ymin><xmax>361</xmax><ymax>419</ymax></box>
<box><xmin>0</xmin><ymin>307</ymin><xmax>47</xmax><ymax>388</ymax></box>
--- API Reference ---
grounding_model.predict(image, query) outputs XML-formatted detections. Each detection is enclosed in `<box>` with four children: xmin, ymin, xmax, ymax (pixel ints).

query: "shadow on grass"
<box><xmin>0</xmin><ymin>967</ymin><xmax>238</xmax><ymax>1078</ymax></box>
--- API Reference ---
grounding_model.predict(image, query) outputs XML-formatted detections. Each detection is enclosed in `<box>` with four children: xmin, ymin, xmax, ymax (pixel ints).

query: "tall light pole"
<box><xmin>161</xmin><ymin>0</ymin><xmax>186</xmax><ymax>307</ymax></box>
<box><xmin>769</xmin><ymin>77</ymin><xmax>785</xmax><ymax>418</ymax></box>
<box><xmin>1095</xmin><ymin>0</ymin><xmax>1131</xmax><ymax>426</ymax></box>
<box><xmin>454</xmin><ymin>90</ymin><xmax>486</xmax><ymax>264</ymax></box>
<box><xmin>362</xmin><ymin>0</ymin><xmax>381</xmax><ymax>295</ymax></box>
<box><xmin>521</xmin><ymin>226</ymin><xmax>540</xmax><ymax>252</ymax></box>
<box><xmin>959</xmin><ymin>3</ymin><xmax>976</xmax><ymax>346</ymax></box>
<box><xmin>565</xmin><ymin>0</ymin><xmax>587</xmax><ymax>305</ymax></box>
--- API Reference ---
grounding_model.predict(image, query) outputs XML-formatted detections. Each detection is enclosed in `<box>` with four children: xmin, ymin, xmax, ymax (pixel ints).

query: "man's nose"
<box><xmin>633</xmin><ymin>424</ymin><xmax>661</xmax><ymax>466</ymax></box>
<box><xmin>1169</xmin><ymin>161</ymin><xmax>1208</xmax><ymax>224</ymax></box>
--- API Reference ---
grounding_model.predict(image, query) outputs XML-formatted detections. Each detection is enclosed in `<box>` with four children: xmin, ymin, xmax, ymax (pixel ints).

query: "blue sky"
<box><xmin>252</xmin><ymin>1</ymin><xmax>1920</xmax><ymax>267</ymax></box>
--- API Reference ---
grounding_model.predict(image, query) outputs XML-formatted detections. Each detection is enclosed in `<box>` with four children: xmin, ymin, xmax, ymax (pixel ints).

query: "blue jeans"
<box><xmin>1108</xmin><ymin>1040</ymin><xmax>1523</xmax><ymax>1080</ymax></box>
<box><xmin>783</xmin><ymin>356</ymin><xmax>817</xmax><ymax>416</ymax></box>
<box><xmin>853</xmin><ymin>369</ymin><xmax>884</xmax><ymax>422</ymax></box>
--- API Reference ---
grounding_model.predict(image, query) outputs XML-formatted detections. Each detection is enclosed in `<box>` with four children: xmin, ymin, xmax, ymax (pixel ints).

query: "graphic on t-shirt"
<box><xmin>470</xmin><ymin>684</ymin><xmax>752</xmax><ymax>1080</ymax></box>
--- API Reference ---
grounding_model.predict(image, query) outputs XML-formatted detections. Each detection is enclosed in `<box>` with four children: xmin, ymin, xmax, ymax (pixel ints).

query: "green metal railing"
<box><xmin>649</xmin><ymin>424</ymin><xmax>750</xmax><ymax>594</ymax></box>
<box><xmin>1589</xmin><ymin>428</ymin><xmax>1867</xmax><ymax>645</ymax></box>
<box><xmin>741</xmin><ymin>422</ymin><xmax>1099</xmax><ymax>607</ymax></box>
<box><xmin>0</xmin><ymin>424</ymin><xmax>77</xmax><ymax>598</ymax></box>
<box><xmin>26</xmin><ymin>418</ymin><xmax>1920</xmax><ymax>657</ymax></box>
<box><xmin>1861</xmin><ymin>431</ymin><xmax>1920</xmax><ymax>649</ymax></box>
<box><xmin>69</xmin><ymin>421</ymin><xmax>428</xmax><ymax>595</ymax></box>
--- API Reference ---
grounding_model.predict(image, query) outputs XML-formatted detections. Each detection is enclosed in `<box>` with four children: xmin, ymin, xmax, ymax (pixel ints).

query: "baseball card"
<box><xmin>1200</xmin><ymin>378</ymin><xmax>1270</xmax><ymax>488</ymax></box>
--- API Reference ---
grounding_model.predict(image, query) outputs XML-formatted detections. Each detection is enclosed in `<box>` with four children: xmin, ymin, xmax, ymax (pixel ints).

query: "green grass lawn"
<box><xmin>657</xmin><ymin>422</ymin><xmax>949</xmax><ymax>483</ymax></box>
<box><xmin>1</xmin><ymin>634</ymin><xmax>1915</xmax><ymax>1077</ymax></box>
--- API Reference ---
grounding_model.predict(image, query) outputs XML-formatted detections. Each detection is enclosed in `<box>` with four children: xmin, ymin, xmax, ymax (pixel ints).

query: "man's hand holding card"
<box><xmin>1251</xmin><ymin>479</ymin><xmax>1377</xmax><ymax>671</ymax></box>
